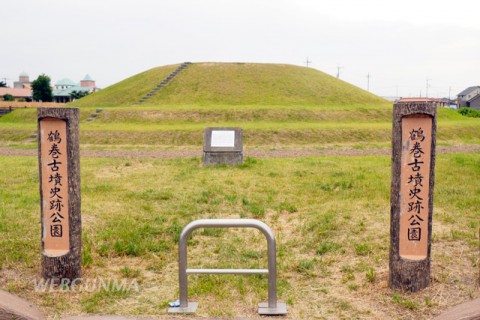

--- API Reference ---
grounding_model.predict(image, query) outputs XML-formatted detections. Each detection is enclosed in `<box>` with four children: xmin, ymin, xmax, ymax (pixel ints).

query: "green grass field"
<box><xmin>0</xmin><ymin>62</ymin><xmax>479</xmax><ymax>318</ymax></box>
<box><xmin>1</xmin><ymin>105</ymin><xmax>479</xmax><ymax>149</ymax></box>
<box><xmin>0</xmin><ymin>154</ymin><xmax>478</xmax><ymax>319</ymax></box>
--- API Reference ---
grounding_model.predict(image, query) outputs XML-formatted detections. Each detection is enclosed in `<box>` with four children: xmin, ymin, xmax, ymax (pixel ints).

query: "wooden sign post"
<box><xmin>38</xmin><ymin>108</ymin><xmax>81</xmax><ymax>281</ymax></box>
<box><xmin>389</xmin><ymin>102</ymin><xmax>436</xmax><ymax>292</ymax></box>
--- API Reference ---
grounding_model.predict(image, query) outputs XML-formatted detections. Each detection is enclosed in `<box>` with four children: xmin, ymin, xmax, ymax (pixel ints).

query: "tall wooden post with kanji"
<box><xmin>389</xmin><ymin>102</ymin><xmax>437</xmax><ymax>292</ymax></box>
<box><xmin>38</xmin><ymin>107</ymin><xmax>81</xmax><ymax>281</ymax></box>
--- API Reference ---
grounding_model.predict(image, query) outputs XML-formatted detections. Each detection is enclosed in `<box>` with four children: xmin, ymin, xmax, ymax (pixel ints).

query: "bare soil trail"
<box><xmin>0</xmin><ymin>145</ymin><xmax>479</xmax><ymax>159</ymax></box>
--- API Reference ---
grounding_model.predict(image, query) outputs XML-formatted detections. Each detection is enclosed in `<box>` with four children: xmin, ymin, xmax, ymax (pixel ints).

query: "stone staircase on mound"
<box><xmin>135</xmin><ymin>62</ymin><xmax>192</xmax><ymax>105</ymax></box>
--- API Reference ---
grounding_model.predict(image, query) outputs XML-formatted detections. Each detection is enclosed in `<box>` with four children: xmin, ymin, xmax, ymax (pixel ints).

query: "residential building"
<box><xmin>53</xmin><ymin>75</ymin><xmax>99</xmax><ymax>103</ymax></box>
<box><xmin>13</xmin><ymin>72</ymin><xmax>31</xmax><ymax>89</ymax></box>
<box><xmin>457</xmin><ymin>86</ymin><xmax>480</xmax><ymax>109</ymax></box>
<box><xmin>0</xmin><ymin>88</ymin><xmax>32</xmax><ymax>101</ymax></box>
<box><xmin>468</xmin><ymin>94</ymin><xmax>480</xmax><ymax>110</ymax></box>
<box><xmin>3</xmin><ymin>72</ymin><xmax>98</xmax><ymax>102</ymax></box>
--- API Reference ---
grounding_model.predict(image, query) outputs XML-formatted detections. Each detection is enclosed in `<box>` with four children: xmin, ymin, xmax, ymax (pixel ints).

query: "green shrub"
<box><xmin>458</xmin><ymin>107</ymin><xmax>480</xmax><ymax>118</ymax></box>
<box><xmin>3</xmin><ymin>94</ymin><xmax>14</xmax><ymax>101</ymax></box>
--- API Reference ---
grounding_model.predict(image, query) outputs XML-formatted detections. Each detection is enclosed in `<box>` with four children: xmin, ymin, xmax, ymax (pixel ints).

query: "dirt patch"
<box><xmin>0</xmin><ymin>144</ymin><xmax>478</xmax><ymax>159</ymax></box>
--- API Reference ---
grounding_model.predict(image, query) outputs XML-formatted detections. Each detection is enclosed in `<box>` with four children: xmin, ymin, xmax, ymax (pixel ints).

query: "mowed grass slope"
<box><xmin>1</xmin><ymin>105</ymin><xmax>479</xmax><ymax>148</ymax></box>
<box><xmin>71</xmin><ymin>63</ymin><xmax>388</xmax><ymax>107</ymax></box>
<box><xmin>71</xmin><ymin>64</ymin><xmax>181</xmax><ymax>107</ymax></box>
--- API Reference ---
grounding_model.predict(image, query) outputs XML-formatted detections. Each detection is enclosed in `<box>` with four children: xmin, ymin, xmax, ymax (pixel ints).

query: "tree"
<box><xmin>3</xmin><ymin>94</ymin><xmax>14</xmax><ymax>101</ymax></box>
<box><xmin>0</xmin><ymin>81</ymin><xmax>7</xmax><ymax>88</ymax></box>
<box><xmin>70</xmin><ymin>90</ymin><xmax>90</xmax><ymax>100</ymax></box>
<box><xmin>32</xmin><ymin>74</ymin><xmax>53</xmax><ymax>102</ymax></box>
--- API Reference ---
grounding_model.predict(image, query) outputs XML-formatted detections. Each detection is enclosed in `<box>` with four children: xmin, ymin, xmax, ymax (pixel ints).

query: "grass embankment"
<box><xmin>0</xmin><ymin>154</ymin><xmax>478</xmax><ymax>319</ymax></box>
<box><xmin>1</xmin><ymin>105</ymin><xmax>479</xmax><ymax>148</ymax></box>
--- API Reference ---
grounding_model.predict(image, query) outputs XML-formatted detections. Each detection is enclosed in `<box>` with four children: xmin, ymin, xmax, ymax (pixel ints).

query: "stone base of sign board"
<box><xmin>203</xmin><ymin>127</ymin><xmax>243</xmax><ymax>166</ymax></box>
<box><xmin>0</xmin><ymin>290</ymin><xmax>45</xmax><ymax>320</ymax></box>
<box><xmin>203</xmin><ymin>151</ymin><xmax>243</xmax><ymax>166</ymax></box>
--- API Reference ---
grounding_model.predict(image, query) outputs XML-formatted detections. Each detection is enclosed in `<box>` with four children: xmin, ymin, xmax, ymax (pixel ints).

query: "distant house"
<box><xmin>53</xmin><ymin>75</ymin><xmax>99</xmax><ymax>103</ymax></box>
<box><xmin>0</xmin><ymin>87</ymin><xmax>32</xmax><ymax>101</ymax></box>
<box><xmin>1</xmin><ymin>73</ymin><xmax>34</xmax><ymax>101</ymax></box>
<box><xmin>13</xmin><ymin>72</ymin><xmax>32</xmax><ymax>89</ymax></box>
<box><xmin>468</xmin><ymin>94</ymin><xmax>480</xmax><ymax>110</ymax></box>
<box><xmin>457</xmin><ymin>86</ymin><xmax>480</xmax><ymax>109</ymax></box>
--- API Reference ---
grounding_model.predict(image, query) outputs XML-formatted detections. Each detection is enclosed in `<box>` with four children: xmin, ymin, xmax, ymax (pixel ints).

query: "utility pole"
<box><xmin>336</xmin><ymin>65</ymin><xmax>343</xmax><ymax>79</ymax></box>
<box><xmin>0</xmin><ymin>77</ymin><xmax>9</xmax><ymax>86</ymax></box>
<box><xmin>304</xmin><ymin>57</ymin><xmax>312</xmax><ymax>68</ymax></box>
<box><xmin>426</xmin><ymin>78</ymin><xmax>431</xmax><ymax>98</ymax></box>
<box><xmin>366</xmin><ymin>73</ymin><xmax>371</xmax><ymax>92</ymax></box>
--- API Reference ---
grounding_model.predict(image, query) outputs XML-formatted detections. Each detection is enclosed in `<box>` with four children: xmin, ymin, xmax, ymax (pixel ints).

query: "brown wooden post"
<box><xmin>389</xmin><ymin>102</ymin><xmax>436</xmax><ymax>292</ymax></box>
<box><xmin>38</xmin><ymin>107</ymin><xmax>81</xmax><ymax>281</ymax></box>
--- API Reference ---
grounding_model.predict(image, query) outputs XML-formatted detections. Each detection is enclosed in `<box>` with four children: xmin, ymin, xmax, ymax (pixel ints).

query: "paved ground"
<box><xmin>2</xmin><ymin>288</ymin><xmax>480</xmax><ymax>320</ymax></box>
<box><xmin>1</xmin><ymin>144</ymin><xmax>479</xmax><ymax>159</ymax></box>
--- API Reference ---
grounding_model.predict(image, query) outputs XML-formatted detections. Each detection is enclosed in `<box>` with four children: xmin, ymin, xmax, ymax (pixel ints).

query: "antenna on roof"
<box><xmin>426</xmin><ymin>78</ymin><xmax>431</xmax><ymax>98</ymax></box>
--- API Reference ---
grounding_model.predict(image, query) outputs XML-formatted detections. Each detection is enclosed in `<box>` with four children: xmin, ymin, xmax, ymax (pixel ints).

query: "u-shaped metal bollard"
<box><xmin>168</xmin><ymin>218</ymin><xmax>287</xmax><ymax>315</ymax></box>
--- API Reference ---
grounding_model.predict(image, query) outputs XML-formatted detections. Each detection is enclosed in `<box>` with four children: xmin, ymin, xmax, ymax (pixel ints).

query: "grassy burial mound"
<box><xmin>1</xmin><ymin>63</ymin><xmax>479</xmax><ymax>148</ymax></box>
<box><xmin>71</xmin><ymin>62</ymin><xmax>387</xmax><ymax>107</ymax></box>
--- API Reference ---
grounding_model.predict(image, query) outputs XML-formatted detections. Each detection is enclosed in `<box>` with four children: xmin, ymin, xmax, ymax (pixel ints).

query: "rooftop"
<box><xmin>82</xmin><ymin>74</ymin><xmax>94</xmax><ymax>81</ymax></box>
<box><xmin>55</xmin><ymin>78</ymin><xmax>77</xmax><ymax>87</ymax></box>
<box><xmin>0</xmin><ymin>88</ymin><xmax>32</xmax><ymax>97</ymax></box>
<box><xmin>457</xmin><ymin>86</ymin><xmax>480</xmax><ymax>96</ymax></box>
<box><xmin>53</xmin><ymin>86</ymin><xmax>92</xmax><ymax>96</ymax></box>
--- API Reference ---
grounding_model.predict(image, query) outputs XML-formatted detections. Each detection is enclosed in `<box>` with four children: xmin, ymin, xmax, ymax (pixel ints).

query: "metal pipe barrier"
<box><xmin>168</xmin><ymin>219</ymin><xmax>287</xmax><ymax>315</ymax></box>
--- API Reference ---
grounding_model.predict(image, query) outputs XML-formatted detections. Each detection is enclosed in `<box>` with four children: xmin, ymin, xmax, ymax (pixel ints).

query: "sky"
<box><xmin>2</xmin><ymin>0</ymin><xmax>479</xmax><ymax>99</ymax></box>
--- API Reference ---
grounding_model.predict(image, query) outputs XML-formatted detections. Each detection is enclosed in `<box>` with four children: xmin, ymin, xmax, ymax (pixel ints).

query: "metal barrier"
<box><xmin>168</xmin><ymin>219</ymin><xmax>287</xmax><ymax>315</ymax></box>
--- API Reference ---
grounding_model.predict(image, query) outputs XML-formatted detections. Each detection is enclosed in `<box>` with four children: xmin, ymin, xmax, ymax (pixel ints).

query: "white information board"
<box><xmin>211</xmin><ymin>130</ymin><xmax>235</xmax><ymax>147</ymax></box>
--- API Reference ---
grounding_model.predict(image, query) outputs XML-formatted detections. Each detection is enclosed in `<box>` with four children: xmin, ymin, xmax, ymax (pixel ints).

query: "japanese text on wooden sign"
<box><xmin>399</xmin><ymin>116</ymin><xmax>432</xmax><ymax>260</ymax></box>
<box><xmin>40</xmin><ymin>118</ymin><xmax>70</xmax><ymax>256</ymax></box>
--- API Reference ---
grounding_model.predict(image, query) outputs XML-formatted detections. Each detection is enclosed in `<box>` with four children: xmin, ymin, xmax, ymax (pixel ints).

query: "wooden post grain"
<box><xmin>389</xmin><ymin>102</ymin><xmax>436</xmax><ymax>292</ymax></box>
<box><xmin>38</xmin><ymin>107</ymin><xmax>81</xmax><ymax>281</ymax></box>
